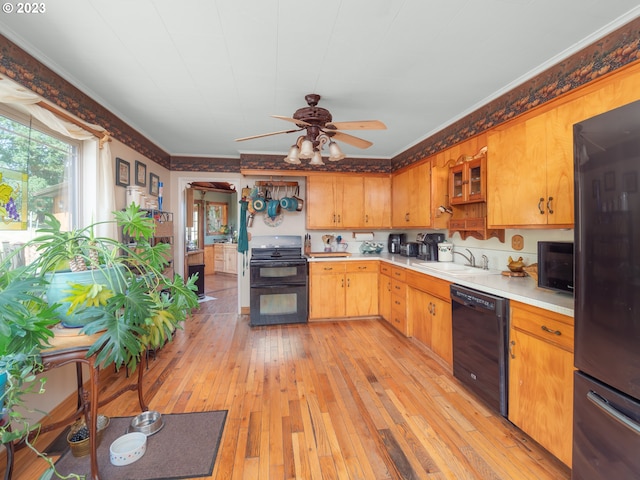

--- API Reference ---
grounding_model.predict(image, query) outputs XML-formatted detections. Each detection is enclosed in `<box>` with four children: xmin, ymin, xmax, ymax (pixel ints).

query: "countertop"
<box><xmin>306</xmin><ymin>252</ymin><xmax>575</xmax><ymax>317</ymax></box>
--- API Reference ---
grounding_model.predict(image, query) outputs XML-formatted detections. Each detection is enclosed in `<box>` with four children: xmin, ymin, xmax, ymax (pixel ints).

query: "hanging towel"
<box><xmin>238</xmin><ymin>200</ymin><xmax>249</xmax><ymax>274</ymax></box>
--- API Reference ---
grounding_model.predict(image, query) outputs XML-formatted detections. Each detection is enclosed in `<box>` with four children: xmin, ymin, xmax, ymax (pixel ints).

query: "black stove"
<box><xmin>249</xmin><ymin>236</ymin><xmax>308</xmax><ymax>326</ymax></box>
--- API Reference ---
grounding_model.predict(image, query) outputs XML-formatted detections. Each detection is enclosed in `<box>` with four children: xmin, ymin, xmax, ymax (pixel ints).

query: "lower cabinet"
<box><xmin>389</xmin><ymin>267</ymin><xmax>409</xmax><ymax>335</ymax></box>
<box><xmin>508</xmin><ymin>301</ymin><xmax>574</xmax><ymax>467</ymax></box>
<box><xmin>406</xmin><ymin>271</ymin><xmax>452</xmax><ymax>366</ymax></box>
<box><xmin>378</xmin><ymin>263</ymin><xmax>392</xmax><ymax>323</ymax></box>
<box><xmin>309</xmin><ymin>261</ymin><xmax>379</xmax><ymax>320</ymax></box>
<box><xmin>204</xmin><ymin>245</ymin><xmax>215</xmax><ymax>275</ymax></box>
<box><xmin>213</xmin><ymin>244</ymin><xmax>237</xmax><ymax>274</ymax></box>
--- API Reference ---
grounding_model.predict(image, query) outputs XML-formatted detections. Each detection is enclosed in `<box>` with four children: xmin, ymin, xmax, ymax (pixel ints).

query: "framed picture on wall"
<box><xmin>135</xmin><ymin>161</ymin><xmax>147</xmax><ymax>187</ymax></box>
<box><xmin>149</xmin><ymin>173</ymin><xmax>159</xmax><ymax>196</ymax></box>
<box><xmin>115</xmin><ymin>157</ymin><xmax>130</xmax><ymax>187</ymax></box>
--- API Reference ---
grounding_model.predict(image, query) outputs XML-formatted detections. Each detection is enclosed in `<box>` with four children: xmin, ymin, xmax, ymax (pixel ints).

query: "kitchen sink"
<box><xmin>415</xmin><ymin>262</ymin><xmax>497</xmax><ymax>276</ymax></box>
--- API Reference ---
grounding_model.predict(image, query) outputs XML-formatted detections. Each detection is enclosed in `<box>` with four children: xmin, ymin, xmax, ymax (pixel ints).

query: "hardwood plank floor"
<box><xmin>3</xmin><ymin>273</ymin><xmax>571</xmax><ymax>479</ymax></box>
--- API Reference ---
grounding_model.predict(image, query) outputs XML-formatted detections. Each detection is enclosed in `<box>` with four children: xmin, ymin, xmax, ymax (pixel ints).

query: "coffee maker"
<box><xmin>416</xmin><ymin>233</ymin><xmax>445</xmax><ymax>260</ymax></box>
<box><xmin>387</xmin><ymin>233</ymin><xmax>406</xmax><ymax>254</ymax></box>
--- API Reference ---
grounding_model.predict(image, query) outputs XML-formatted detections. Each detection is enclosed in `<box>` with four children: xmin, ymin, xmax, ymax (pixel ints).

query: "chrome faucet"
<box><xmin>453</xmin><ymin>249</ymin><xmax>476</xmax><ymax>267</ymax></box>
<box><xmin>481</xmin><ymin>254</ymin><xmax>489</xmax><ymax>270</ymax></box>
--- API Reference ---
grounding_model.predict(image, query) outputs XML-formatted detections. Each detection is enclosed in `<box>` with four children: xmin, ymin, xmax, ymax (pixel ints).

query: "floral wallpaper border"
<box><xmin>1</xmin><ymin>16</ymin><xmax>639</xmax><ymax>174</ymax></box>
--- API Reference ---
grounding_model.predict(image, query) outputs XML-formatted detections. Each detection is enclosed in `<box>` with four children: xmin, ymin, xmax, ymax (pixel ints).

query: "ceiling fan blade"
<box><xmin>327</xmin><ymin>131</ymin><xmax>373</xmax><ymax>149</ymax></box>
<box><xmin>271</xmin><ymin>115</ymin><xmax>313</xmax><ymax>127</ymax></box>
<box><xmin>326</xmin><ymin>120</ymin><xmax>387</xmax><ymax>130</ymax></box>
<box><xmin>235</xmin><ymin>128</ymin><xmax>302</xmax><ymax>142</ymax></box>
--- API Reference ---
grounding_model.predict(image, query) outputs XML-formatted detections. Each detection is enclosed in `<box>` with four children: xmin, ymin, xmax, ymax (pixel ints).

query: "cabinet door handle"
<box><xmin>509</xmin><ymin>340</ymin><xmax>516</xmax><ymax>359</ymax></box>
<box><xmin>427</xmin><ymin>302</ymin><xmax>433</xmax><ymax>314</ymax></box>
<box><xmin>347</xmin><ymin>278</ymin><xmax>350</xmax><ymax>288</ymax></box>
<box><xmin>405</xmin><ymin>213</ymin><xmax>410</xmax><ymax>222</ymax></box>
<box><xmin>547</xmin><ymin>196</ymin><xmax>554</xmax><ymax>214</ymax></box>
<box><xmin>541</xmin><ymin>325</ymin><xmax>561</xmax><ymax>336</ymax></box>
<box><xmin>365</xmin><ymin>214</ymin><xmax>369</xmax><ymax>223</ymax></box>
<box><xmin>538</xmin><ymin>197</ymin><xmax>545</xmax><ymax>214</ymax></box>
<box><xmin>432</xmin><ymin>303</ymin><xmax>436</xmax><ymax>316</ymax></box>
<box><xmin>341</xmin><ymin>278</ymin><xmax>344</xmax><ymax>288</ymax></box>
<box><xmin>337</xmin><ymin>214</ymin><xmax>341</xmax><ymax>223</ymax></box>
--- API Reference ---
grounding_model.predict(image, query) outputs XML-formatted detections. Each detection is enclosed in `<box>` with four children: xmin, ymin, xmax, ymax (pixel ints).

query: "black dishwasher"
<box><xmin>450</xmin><ymin>284</ymin><xmax>509</xmax><ymax>417</ymax></box>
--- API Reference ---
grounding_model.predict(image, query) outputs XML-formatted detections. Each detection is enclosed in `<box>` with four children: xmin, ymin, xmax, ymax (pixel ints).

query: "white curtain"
<box><xmin>0</xmin><ymin>76</ymin><xmax>117</xmax><ymax>238</ymax></box>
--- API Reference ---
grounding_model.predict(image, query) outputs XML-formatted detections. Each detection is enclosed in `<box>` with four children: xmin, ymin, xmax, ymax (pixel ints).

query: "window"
<box><xmin>0</xmin><ymin>107</ymin><xmax>79</xmax><ymax>267</ymax></box>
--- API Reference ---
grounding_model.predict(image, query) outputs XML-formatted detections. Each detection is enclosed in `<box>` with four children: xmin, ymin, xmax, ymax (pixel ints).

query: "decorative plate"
<box><xmin>263</xmin><ymin>212</ymin><xmax>284</xmax><ymax>227</ymax></box>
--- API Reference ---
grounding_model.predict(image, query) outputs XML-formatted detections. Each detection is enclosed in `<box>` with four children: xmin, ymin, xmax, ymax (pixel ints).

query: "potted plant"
<box><xmin>0</xmin><ymin>203</ymin><xmax>199</xmax><ymax>477</ymax></box>
<box><xmin>0</xmin><ymin>274</ymin><xmax>64</xmax><ymax>478</ymax></box>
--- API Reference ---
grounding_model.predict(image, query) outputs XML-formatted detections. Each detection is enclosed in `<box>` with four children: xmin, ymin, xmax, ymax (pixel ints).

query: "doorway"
<box><xmin>179</xmin><ymin>176</ymin><xmax>241</xmax><ymax>314</ymax></box>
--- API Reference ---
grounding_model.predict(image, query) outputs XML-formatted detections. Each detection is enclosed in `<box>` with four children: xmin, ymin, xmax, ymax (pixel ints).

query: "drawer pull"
<box><xmin>541</xmin><ymin>325</ymin><xmax>561</xmax><ymax>336</ymax></box>
<box><xmin>323</xmin><ymin>267</ymin><xmax>333</xmax><ymax>271</ymax></box>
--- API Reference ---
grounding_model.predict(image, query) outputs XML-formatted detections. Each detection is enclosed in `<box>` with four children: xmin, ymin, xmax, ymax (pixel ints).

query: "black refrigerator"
<box><xmin>573</xmin><ymin>100</ymin><xmax>640</xmax><ymax>479</ymax></box>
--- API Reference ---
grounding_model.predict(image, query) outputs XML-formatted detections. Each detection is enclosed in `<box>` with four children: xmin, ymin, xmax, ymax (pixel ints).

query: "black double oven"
<box><xmin>249</xmin><ymin>235</ymin><xmax>308</xmax><ymax>327</ymax></box>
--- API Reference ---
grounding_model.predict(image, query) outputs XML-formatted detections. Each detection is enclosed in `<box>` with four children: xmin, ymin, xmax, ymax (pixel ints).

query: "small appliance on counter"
<box><xmin>416</xmin><ymin>233</ymin><xmax>445</xmax><ymax>261</ymax></box>
<box><xmin>437</xmin><ymin>241</ymin><xmax>453</xmax><ymax>262</ymax></box>
<box><xmin>399</xmin><ymin>242</ymin><xmax>420</xmax><ymax>257</ymax></box>
<box><xmin>387</xmin><ymin>233</ymin><xmax>406</xmax><ymax>254</ymax></box>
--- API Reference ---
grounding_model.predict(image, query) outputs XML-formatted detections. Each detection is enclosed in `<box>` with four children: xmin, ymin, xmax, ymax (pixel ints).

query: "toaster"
<box><xmin>399</xmin><ymin>242</ymin><xmax>420</xmax><ymax>257</ymax></box>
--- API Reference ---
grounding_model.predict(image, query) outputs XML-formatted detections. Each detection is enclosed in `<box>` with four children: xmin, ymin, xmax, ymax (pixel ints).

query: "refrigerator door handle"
<box><xmin>588</xmin><ymin>390</ymin><xmax>640</xmax><ymax>435</ymax></box>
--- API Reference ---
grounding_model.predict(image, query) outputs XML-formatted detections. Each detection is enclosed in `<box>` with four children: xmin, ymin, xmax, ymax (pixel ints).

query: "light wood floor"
<box><xmin>4</xmin><ymin>274</ymin><xmax>571</xmax><ymax>479</ymax></box>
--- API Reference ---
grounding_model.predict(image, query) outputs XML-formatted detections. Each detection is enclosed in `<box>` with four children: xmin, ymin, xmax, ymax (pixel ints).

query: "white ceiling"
<box><xmin>1</xmin><ymin>0</ymin><xmax>639</xmax><ymax>160</ymax></box>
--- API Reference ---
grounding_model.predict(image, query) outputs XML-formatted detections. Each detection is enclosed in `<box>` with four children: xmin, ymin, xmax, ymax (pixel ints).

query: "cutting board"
<box><xmin>306</xmin><ymin>252</ymin><xmax>352</xmax><ymax>258</ymax></box>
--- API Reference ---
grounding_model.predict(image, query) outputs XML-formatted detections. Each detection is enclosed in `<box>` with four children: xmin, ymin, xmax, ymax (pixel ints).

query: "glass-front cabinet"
<box><xmin>450</xmin><ymin>157</ymin><xmax>485</xmax><ymax>204</ymax></box>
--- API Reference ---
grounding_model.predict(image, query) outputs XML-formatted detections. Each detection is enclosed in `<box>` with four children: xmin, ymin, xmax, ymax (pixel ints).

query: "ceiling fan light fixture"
<box><xmin>328</xmin><ymin>140</ymin><xmax>346</xmax><ymax>161</ymax></box>
<box><xmin>284</xmin><ymin>144</ymin><xmax>302</xmax><ymax>164</ymax></box>
<box><xmin>309</xmin><ymin>150</ymin><xmax>325</xmax><ymax>166</ymax></box>
<box><xmin>299</xmin><ymin>138</ymin><xmax>315</xmax><ymax>159</ymax></box>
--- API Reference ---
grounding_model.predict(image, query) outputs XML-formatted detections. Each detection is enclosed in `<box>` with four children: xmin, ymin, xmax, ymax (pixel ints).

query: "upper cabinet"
<box><xmin>487</xmin><ymin>66</ymin><xmax>640</xmax><ymax>229</ymax></box>
<box><xmin>391</xmin><ymin>161</ymin><xmax>432</xmax><ymax>228</ymax></box>
<box><xmin>487</xmin><ymin>110</ymin><xmax>574</xmax><ymax>228</ymax></box>
<box><xmin>306</xmin><ymin>174</ymin><xmax>391</xmax><ymax>229</ymax></box>
<box><xmin>450</xmin><ymin>155</ymin><xmax>486</xmax><ymax>205</ymax></box>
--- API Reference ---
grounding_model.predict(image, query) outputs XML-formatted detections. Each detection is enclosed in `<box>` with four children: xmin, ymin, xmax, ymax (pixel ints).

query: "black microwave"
<box><xmin>537</xmin><ymin>241</ymin><xmax>574</xmax><ymax>294</ymax></box>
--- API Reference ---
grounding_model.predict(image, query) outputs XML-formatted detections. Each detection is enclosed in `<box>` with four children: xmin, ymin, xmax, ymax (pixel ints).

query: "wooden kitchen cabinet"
<box><xmin>390</xmin><ymin>267</ymin><xmax>408</xmax><ymax>335</ymax></box>
<box><xmin>306</xmin><ymin>174</ymin><xmax>390</xmax><ymax>229</ymax></box>
<box><xmin>204</xmin><ymin>245</ymin><xmax>215</xmax><ymax>274</ymax></box>
<box><xmin>309</xmin><ymin>261</ymin><xmax>379</xmax><ymax>320</ymax></box>
<box><xmin>309</xmin><ymin>262</ymin><xmax>346</xmax><ymax>320</ymax></box>
<box><xmin>450</xmin><ymin>156</ymin><xmax>486</xmax><ymax>204</ymax></box>
<box><xmin>508</xmin><ymin>301</ymin><xmax>574</xmax><ymax>467</ymax></box>
<box><xmin>406</xmin><ymin>271</ymin><xmax>452</xmax><ymax>366</ymax></box>
<box><xmin>487</xmin><ymin>109</ymin><xmax>574</xmax><ymax>228</ymax></box>
<box><xmin>213</xmin><ymin>243</ymin><xmax>237</xmax><ymax>274</ymax></box>
<box><xmin>391</xmin><ymin>161</ymin><xmax>431</xmax><ymax>227</ymax></box>
<box><xmin>378</xmin><ymin>263</ymin><xmax>392</xmax><ymax>324</ymax></box>
<box><xmin>345</xmin><ymin>261</ymin><xmax>379</xmax><ymax>317</ymax></box>
<box><xmin>363</xmin><ymin>176</ymin><xmax>392</xmax><ymax>228</ymax></box>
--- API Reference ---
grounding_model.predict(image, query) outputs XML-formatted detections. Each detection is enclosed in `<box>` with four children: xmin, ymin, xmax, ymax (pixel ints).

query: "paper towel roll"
<box><xmin>353</xmin><ymin>232</ymin><xmax>374</xmax><ymax>241</ymax></box>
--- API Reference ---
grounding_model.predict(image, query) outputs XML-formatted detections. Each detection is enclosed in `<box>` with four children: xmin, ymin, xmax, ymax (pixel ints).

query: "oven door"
<box><xmin>250</xmin><ymin>283</ymin><xmax>308</xmax><ymax>326</ymax></box>
<box><xmin>250</xmin><ymin>260</ymin><xmax>307</xmax><ymax>286</ymax></box>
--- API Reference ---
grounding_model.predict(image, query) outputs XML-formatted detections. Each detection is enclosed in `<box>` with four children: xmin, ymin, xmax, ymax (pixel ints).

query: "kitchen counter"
<box><xmin>306</xmin><ymin>252</ymin><xmax>574</xmax><ymax>317</ymax></box>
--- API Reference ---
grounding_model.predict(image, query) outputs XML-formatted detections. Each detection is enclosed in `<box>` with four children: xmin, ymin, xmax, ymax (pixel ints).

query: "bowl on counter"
<box><xmin>359</xmin><ymin>241</ymin><xmax>384</xmax><ymax>254</ymax></box>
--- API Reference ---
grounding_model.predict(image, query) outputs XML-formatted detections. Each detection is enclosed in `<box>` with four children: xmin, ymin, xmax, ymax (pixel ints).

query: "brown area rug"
<box><xmin>54</xmin><ymin>411</ymin><xmax>227</xmax><ymax>480</ymax></box>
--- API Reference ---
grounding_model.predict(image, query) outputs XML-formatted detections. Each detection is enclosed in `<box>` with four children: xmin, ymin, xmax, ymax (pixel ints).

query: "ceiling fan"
<box><xmin>235</xmin><ymin>94</ymin><xmax>386</xmax><ymax>165</ymax></box>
